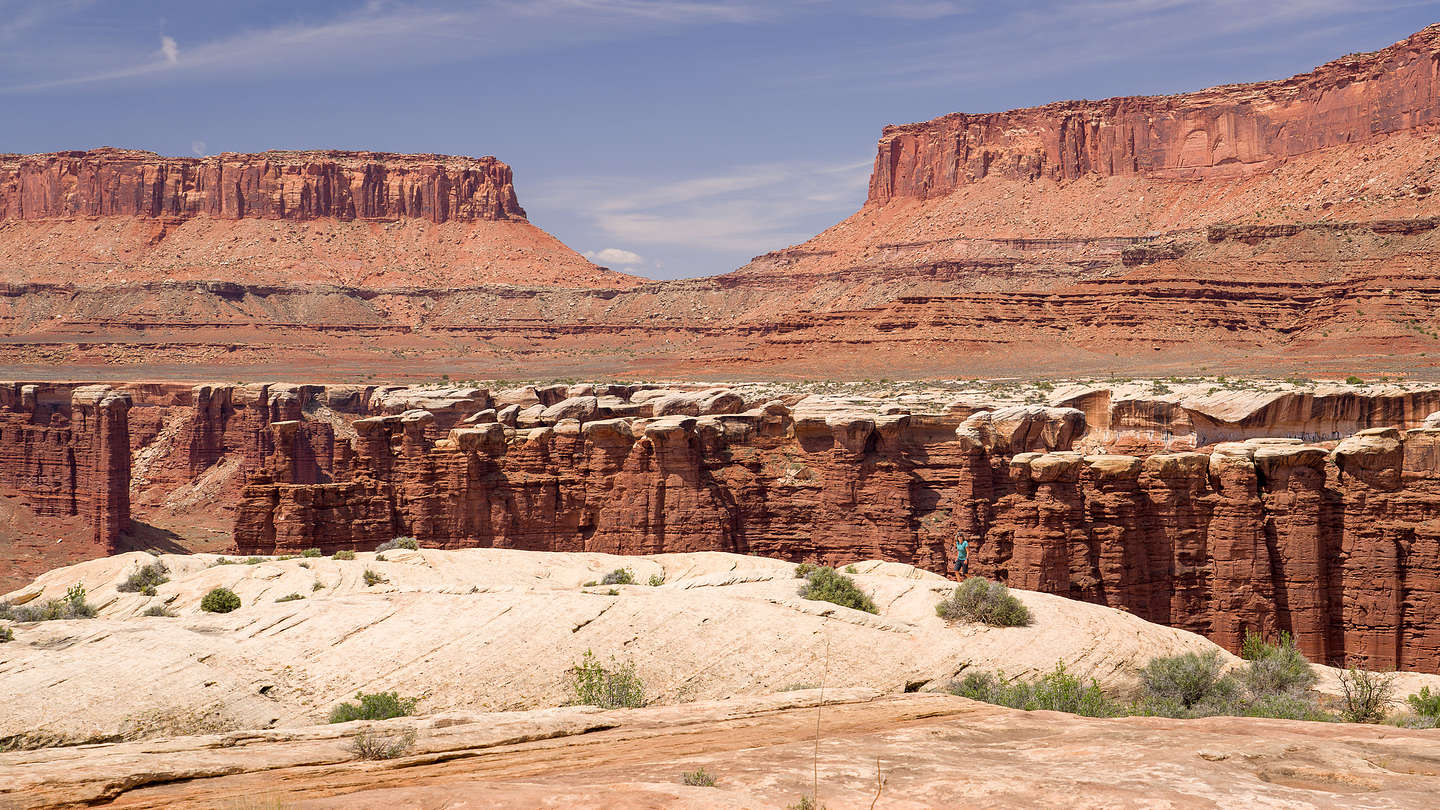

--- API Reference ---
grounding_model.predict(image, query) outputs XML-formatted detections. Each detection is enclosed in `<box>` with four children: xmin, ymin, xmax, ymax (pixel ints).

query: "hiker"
<box><xmin>953</xmin><ymin>535</ymin><xmax>970</xmax><ymax>582</ymax></box>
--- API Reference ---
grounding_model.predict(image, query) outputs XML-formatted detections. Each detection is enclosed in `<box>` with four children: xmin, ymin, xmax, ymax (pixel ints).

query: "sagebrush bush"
<box><xmin>796</xmin><ymin>566</ymin><xmax>877</xmax><ymax>614</ymax></box>
<box><xmin>0</xmin><ymin>626</ymin><xmax>12</xmax><ymax>643</ymax></box>
<box><xmin>142</xmin><ymin>605</ymin><xmax>176</xmax><ymax>617</ymax></box>
<box><xmin>275</xmin><ymin>593</ymin><xmax>305</xmax><ymax>603</ymax></box>
<box><xmin>0</xmin><ymin>585</ymin><xmax>96</xmax><ymax>622</ymax></box>
<box><xmin>601</xmin><ymin>568</ymin><xmax>635</xmax><ymax>586</ymax></box>
<box><xmin>201</xmin><ymin>587</ymin><xmax>241</xmax><ymax>613</ymax></box>
<box><xmin>794</xmin><ymin>562</ymin><xmax>818</xmax><ymax>579</ymax></box>
<box><xmin>1239</xmin><ymin>633</ymin><xmax>1318</xmax><ymax>698</ymax></box>
<box><xmin>363</xmin><ymin>569</ymin><xmax>387</xmax><ymax>587</ymax></box>
<box><xmin>329</xmin><ymin>691</ymin><xmax>418</xmax><ymax>724</ymax></box>
<box><xmin>1337</xmin><ymin>668</ymin><xmax>1395</xmax><ymax>723</ymax></box>
<box><xmin>333</xmin><ymin>549</ymin><xmax>356</xmax><ymax>560</ymax></box>
<box><xmin>375</xmin><ymin>536</ymin><xmax>419</xmax><ymax>553</ymax></box>
<box><xmin>647</xmin><ymin>574</ymin><xmax>665</xmax><ymax>587</ymax></box>
<box><xmin>1138</xmin><ymin>650</ymin><xmax>1228</xmax><ymax>711</ymax></box>
<box><xmin>350</xmin><ymin>727</ymin><xmax>417</xmax><ymax>760</ymax></box>
<box><xmin>567</xmin><ymin>650</ymin><xmax>646</xmax><ymax>708</ymax></box>
<box><xmin>948</xmin><ymin>664</ymin><xmax>1119</xmax><ymax>718</ymax></box>
<box><xmin>117</xmin><ymin>560</ymin><xmax>169</xmax><ymax>594</ymax></box>
<box><xmin>301</xmin><ymin>548</ymin><xmax>322</xmax><ymax>558</ymax></box>
<box><xmin>935</xmin><ymin>578</ymin><xmax>1030</xmax><ymax>627</ymax></box>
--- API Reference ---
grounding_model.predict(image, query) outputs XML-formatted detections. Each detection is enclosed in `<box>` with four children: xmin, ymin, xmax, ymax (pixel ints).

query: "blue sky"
<box><xmin>3</xmin><ymin>1</ymin><xmax>1438</xmax><ymax>279</ymax></box>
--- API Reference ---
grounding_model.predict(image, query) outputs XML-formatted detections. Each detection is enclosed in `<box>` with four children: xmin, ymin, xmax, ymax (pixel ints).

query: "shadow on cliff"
<box><xmin>118</xmin><ymin>522</ymin><xmax>195</xmax><ymax>555</ymax></box>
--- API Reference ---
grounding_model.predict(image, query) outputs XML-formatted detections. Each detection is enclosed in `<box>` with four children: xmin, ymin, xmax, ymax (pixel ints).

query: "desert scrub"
<box><xmin>0</xmin><ymin>584</ymin><xmax>96</xmax><ymax>622</ymax></box>
<box><xmin>936</xmin><ymin>578</ymin><xmax>1030</xmax><ymax>627</ymax></box>
<box><xmin>793</xmin><ymin>562</ymin><xmax>818</xmax><ymax>578</ymax></box>
<box><xmin>201</xmin><ymin>587</ymin><xmax>241</xmax><ymax>613</ymax></box>
<box><xmin>117</xmin><ymin>560</ymin><xmax>169</xmax><ymax>595</ymax></box>
<box><xmin>333</xmin><ymin>549</ymin><xmax>356</xmax><ymax>560</ymax></box>
<box><xmin>601</xmin><ymin>568</ymin><xmax>635</xmax><ymax>586</ymax></box>
<box><xmin>796</xmin><ymin>566</ymin><xmax>877</xmax><ymax>614</ymax></box>
<box><xmin>142</xmin><ymin>604</ymin><xmax>176</xmax><ymax>617</ymax></box>
<box><xmin>300</xmin><ymin>548</ymin><xmax>322</xmax><ymax>558</ymax></box>
<box><xmin>275</xmin><ymin>593</ymin><xmax>305</xmax><ymax>603</ymax></box>
<box><xmin>329</xmin><ymin>691</ymin><xmax>418</xmax><ymax>724</ymax></box>
<box><xmin>350</xmin><ymin>727</ymin><xmax>417</xmax><ymax>760</ymax></box>
<box><xmin>1136</xmin><ymin>634</ymin><xmax>1328</xmax><ymax>721</ymax></box>
<box><xmin>1407</xmin><ymin>686</ymin><xmax>1440</xmax><ymax>718</ymax></box>
<box><xmin>363</xmin><ymin>569</ymin><xmax>387</xmax><ymax>587</ymax></box>
<box><xmin>682</xmin><ymin>767</ymin><xmax>717</xmax><ymax>787</ymax></box>
<box><xmin>375</xmin><ymin>536</ymin><xmax>419</xmax><ymax>552</ymax></box>
<box><xmin>1238</xmin><ymin>631</ymin><xmax>1318</xmax><ymax>696</ymax></box>
<box><xmin>0</xmin><ymin>627</ymin><xmax>12</xmax><ymax>643</ymax></box>
<box><xmin>647</xmin><ymin>574</ymin><xmax>665</xmax><ymax>587</ymax></box>
<box><xmin>1136</xmin><ymin>650</ymin><xmax>1235</xmax><ymax>715</ymax></box>
<box><xmin>1337</xmin><ymin>668</ymin><xmax>1396</xmax><ymax>723</ymax></box>
<box><xmin>566</xmin><ymin>650</ymin><xmax>646</xmax><ymax>708</ymax></box>
<box><xmin>948</xmin><ymin>664</ymin><xmax>1120</xmax><ymax>718</ymax></box>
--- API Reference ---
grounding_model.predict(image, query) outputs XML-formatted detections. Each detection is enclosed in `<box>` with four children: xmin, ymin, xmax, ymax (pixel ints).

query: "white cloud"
<box><xmin>582</xmin><ymin>247</ymin><xmax>645</xmax><ymax>265</ymax></box>
<box><xmin>159</xmin><ymin>35</ymin><xmax>179</xmax><ymax>65</ymax></box>
<box><xmin>191</xmin><ymin>140</ymin><xmax>207</xmax><ymax>156</ymax></box>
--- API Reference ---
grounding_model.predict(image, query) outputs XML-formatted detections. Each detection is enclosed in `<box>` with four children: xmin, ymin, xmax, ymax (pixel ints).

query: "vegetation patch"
<box><xmin>275</xmin><ymin>593</ymin><xmax>305</xmax><ymax>603</ymax></box>
<box><xmin>0</xmin><ymin>627</ymin><xmax>12</xmax><ymax>643</ymax></box>
<box><xmin>601</xmin><ymin>568</ymin><xmax>635</xmax><ymax>586</ymax></box>
<box><xmin>796</xmin><ymin>566</ymin><xmax>877</xmax><ymax>614</ymax></box>
<box><xmin>117</xmin><ymin>560</ymin><xmax>170</xmax><ymax>595</ymax></box>
<box><xmin>333</xmin><ymin>550</ymin><xmax>356</xmax><ymax>560</ymax></box>
<box><xmin>948</xmin><ymin>663</ymin><xmax>1120</xmax><ymax>718</ymax></box>
<box><xmin>0</xmin><ymin>584</ymin><xmax>97</xmax><ymax>622</ymax></box>
<box><xmin>566</xmin><ymin>650</ymin><xmax>646</xmax><ymax>708</ymax></box>
<box><xmin>376</xmin><ymin>536</ymin><xmax>419</xmax><ymax>552</ymax></box>
<box><xmin>363</xmin><ymin>569</ymin><xmax>388</xmax><ymax>587</ymax></box>
<box><xmin>301</xmin><ymin>548</ymin><xmax>323</xmax><ymax>558</ymax></box>
<box><xmin>350</xmin><ymin>727</ymin><xmax>417</xmax><ymax>760</ymax></box>
<box><xmin>142</xmin><ymin>604</ymin><xmax>177</xmax><ymax>617</ymax></box>
<box><xmin>201</xmin><ymin>587</ymin><xmax>242</xmax><ymax>614</ymax></box>
<box><xmin>682</xmin><ymin>768</ymin><xmax>717</xmax><ymax>787</ymax></box>
<box><xmin>936</xmin><ymin>578</ymin><xmax>1030</xmax><ymax>627</ymax></box>
<box><xmin>329</xmin><ymin>691</ymin><xmax>418</xmax><ymax>724</ymax></box>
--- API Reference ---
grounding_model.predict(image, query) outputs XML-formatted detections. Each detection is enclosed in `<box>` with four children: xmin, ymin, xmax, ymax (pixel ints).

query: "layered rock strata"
<box><xmin>0</xmin><ymin>383</ymin><xmax>129</xmax><ymax>547</ymax></box>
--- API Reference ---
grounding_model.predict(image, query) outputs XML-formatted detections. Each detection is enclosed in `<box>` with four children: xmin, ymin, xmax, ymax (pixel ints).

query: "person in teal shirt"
<box><xmin>953</xmin><ymin>536</ymin><xmax>970</xmax><ymax>581</ymax></box>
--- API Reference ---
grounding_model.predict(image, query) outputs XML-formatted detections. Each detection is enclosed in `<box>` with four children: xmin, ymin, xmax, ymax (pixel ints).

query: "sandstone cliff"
<box><xmin>0</xmin><ymin>149</ymin><xmax>635</xmax><ymax>290</ymax></box>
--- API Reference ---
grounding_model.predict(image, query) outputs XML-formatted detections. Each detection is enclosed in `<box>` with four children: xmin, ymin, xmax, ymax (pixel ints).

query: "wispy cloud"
<box><xmin>537</xmin><ymin>159</ymin><xmax>872</xmax><ymax>256</ymax></box>
<box><xmin>159</xmin><ymin>35</ymin><xmax>179</xmax><ymax>65</ymax></box>
<box><xmin>583</xmin><ymin>247</ymin><xmax>646</xmax><ymax>265</ymax></box>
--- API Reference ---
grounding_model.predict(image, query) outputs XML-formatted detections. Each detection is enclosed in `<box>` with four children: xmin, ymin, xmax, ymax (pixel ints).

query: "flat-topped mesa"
<box><xmin>0</xmin><ymin>149</ymin><xmax>525</xmax><ymax>224</ymax></box>
<box><xmin>868</xmin><ymin>25</ymin><xmax>1440</xmax><ymax>204</ymax></box>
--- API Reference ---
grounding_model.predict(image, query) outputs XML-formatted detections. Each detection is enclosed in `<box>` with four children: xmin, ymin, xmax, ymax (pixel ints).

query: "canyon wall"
<box><xmin>217</xmin><ymin>385</ymin><xmax>1440</xmax><ymax>673</ymax></box>
<box><xmin>0</xmin><ymin>383</ymin><xmax>130</xmax><ymax>548</ymax></box>
<box><xmin>868</xmin><ymin>25</ymin><xmax>1440</xmax><ymax>203</ymax></box>
<box><xmin>0</xmin><ymin>149</ymin><xmax>524</xmax><ymax>223</ymax></box>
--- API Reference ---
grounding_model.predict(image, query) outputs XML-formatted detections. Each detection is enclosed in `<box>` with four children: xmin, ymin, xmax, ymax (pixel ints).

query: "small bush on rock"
<box><xmin>376</xmin><ymin>536</ymin><xmax>419</xmax><ymax>553</ymax></box>
<box><xmin>329</xmin><ymin>691</ymin><xmax>418</xmax><ymax>724</ymax></box>
<box><xmin>301</xmin><ymin>548</ymin><xmax>322</xmax><ymax>558</ymax></box>
<box><xmin>1239</xmin><ymin>632</ymin><xmax>1318</xmax><ymax>698</ymax></box>
<box><xmin>647</xmin><ymin>574</ymin><xmax>665</xmax><ymax>587</ymax></box>
<box><xmin>333</xmin><ymin>550</ymin><xmax>356</xmax><ymax>561</ymax></box>
<box><xmin>936</xmin><ymin>578</ymin><xmax>1030</xmax><ymax>627</ymax></box>
<box><xmin>142</xmin><ymin>605</ymin><xmax>176</xmax><ymax>617</ymax></box>
<box><xmin>1138</xmin><ymin>650</ymin><xmax>1229</xmax><ymax>712</ymax></box>
<box><xmin>794</xmin><ymin>562</ymin><xmax>818</xmax><ymax>579</ymax></box>
<box><xmin>1337</xmin><ymin>668</ymin><xmax>1396</xmax><ymax>724</ymax></box>
<box><xmin>2</xmin><ymin>585</ymin><xmax>98</xmax><ymax>622</ymax></box>
<box><xmin>275</xmin><ymin>593</ymin><xmax>305</xmax><ymax>603</ymax></box>
<box><xmin>350</xmin><ymin>727</ymin><xmax>417</xmax><ymax>760</ymax></box>
<box><xmin>0</xmin><ymin>627</ymin><xmax>12</xmax><ymax>643</ymax></box>
<box><xmin>797</xmin><ymin>566</ymin><xmax>877</xmax><ymax>614</ymax></box>
<box><xmin>601</xmin><ymin>568</ymin><xmax>635</xmax><ymax>586</ymax></box>
<box><xmin>201</xmin><ymin>587</ymin><xmax>241</xmax><ymax>613</ymax></box>
<box><xmin>363</xmin><ymin>569</ymin><xmax>387</xmax><ymax>587</ymax></box>
<box><xmin>682</xmin><ymin>767</ymin><xmax>717</xmax><ymax>787</ymax></box>
<box><xmin>117</xmin><ymin>560</ymin><xmax>169</xmax><ymax>594</ymax></box>
<box><xmin>566</xmin><ymin>650</ymin><xmax>646</xmax><ymax>709</ymax></box>
<box><xmin>1407</xmin><ymin>686</ymin><xmax>1440</xmax><ymax>719</ymax></box>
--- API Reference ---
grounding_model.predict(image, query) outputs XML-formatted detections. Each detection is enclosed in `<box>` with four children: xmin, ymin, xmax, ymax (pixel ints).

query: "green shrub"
<box><xmin>301</xmin><ymin>548</ymin><xmax>322</xmax><ymax>558</ymax></box>
<box><xmin>1239</xmin><ymin>633</ymin><xmax>1317</xmax><ymax>698</ymax></box>
<box><xmin>333</xmin><ymin>549</ymin><xmax>356</xmax><ymax>560</ymax></box>
<box><xmin>1337</xmin><ymin>668</ymin><xmax>1396</xmax><ymax>723</ymax></box>
<box><xmin>1241</xmin><ymin>691</ymin><xmax>1335</xmax><ymax>722</ymax></box>
<box><xmin>1407</xmin><ymin>685</ymin><xmax>1440</xmax><ymax>718</ymax></box>
<box><xmin>350</xmin><ymin>727</ymin><xmax>417</xmax><ymax>760</ymax></box>
<box><xmin>363</xmin><ymin>569</ymin><xmax>387</xmax><ymax>587</ymax></box>
<box><xmin>117</xmin><ymin>561</ymin><xmax>169</xmax><ymax>594</ymax></box>
<box><xmin>375</xmin><ymin>536</ymin><xmax>419</xmax><ymax>552</ymax></box>
<box><xmin>582</xmin><ymin>580</ymin><xmax>598</xmax><ymax>587</ymax></box>
<box><xmin>142</xmin><ymin>605</ymin><xmax>176</xmax><ymax>617</ymax></box>
<box><xmin>647</xmin><ymin>574</ymin><xmax>665</xmax><ymax>587</ymax></box>
<box><xmin>212</xmin><ymin>557</ymin><xmax>235</xmax><ymax>566</ymax></box>
<box><xmin>794</xmin><ymin>562</ymin><xmax>818</xmax><ymax>579</ymax></box>
<box><xmin>936</xmin><ymin>578</ymin><xmax>1030</xmax><ymax>627</ymax></box>
<box><xmin>844</xmin><ymin>564</ymin><xmax>857</xmax><ymax>574</ymax></box>
<box><xmin>682</xmin><ymin>767</ymin><xmax>717</xmax><ymax>787</ymax></box>
<box><xmin>1138</xmin><ymin>651</ymin><xmax>1229</xmax><ymax>711</ymax></box>
<box><xmin>0</xmin><ymin>627</ymin><xmax>12</xmax><ymax>643</ymax></box>
<box><xmin>201</xmin><ymin>587</ymin><xmax>241</xmax><ymax>613</ymax></box>
<box><xmin>797</xmin><ymin>566</ymin><xmax>877</xmax><ymax>614</ymax></box>
<box><xmin>275</xmin><ymin>593</ymin><xmax>305</xmax><ymax>603</ymax></box>
<box><xmin>2</xmin><ymin>584</ymin><xmax>99</xmax><ymax>623</ymax></box>
<box><xmin>1345</xmin><ymin>375</ymin><xmax>1364</xmax><ymax>385</ymax></box>
<box><xmin>243</xmin><ymin>557</ymin><xmax>265</xmax><ymax>565</ymax></box>
<box><xmin>329</xmin><ymin>691</ymin><xmax>418</xmax><ymax>724</ymax></box>
<box><xmin>601</xmin><ymin>568</ymin><xmax>635</xmax><ymax>586</ymax></box>
<box><xmin>566</xmin><ymin>650</ymin><xmax>646</xmax><ymax>708</ymax></box>
<box><xmin>948</xmin><ymin>664</ymin><xmax>1119</xmax><ymax>718</ymax></box>
<box><xmin>312</xmin><ymin>581</ymin><xmax>325</xmax><ymax>591</ymax></box>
